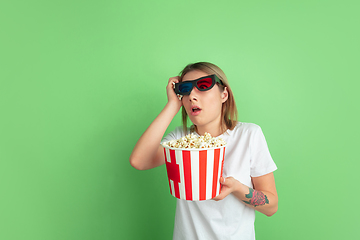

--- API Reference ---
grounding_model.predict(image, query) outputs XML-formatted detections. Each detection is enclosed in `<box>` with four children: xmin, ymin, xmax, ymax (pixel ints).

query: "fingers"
<box><xmin>167</xmin><ymin>77</ymin><xmax>180</xmax><ymax>92</ymax></box>
<box><xmin>212</xmin><ymin>177</ymin><xmax>235</xmax><ymax>201</ymax></box>
<box><xmin>169</xmin><ymin>76</ymin><xmax>180</xmax><ymax>82</ymax></box>
<box><xmin>212</xmin><ymin>187</ymin><xmax>231</xmax><ymax>201</ymax></box>
<box><xmin>167</xmin><ymin>76</ymin><xmax>183</xmax><ymax>102</ymax></box>
<box><xmin>220</xmin><ymin>176</ymin><xmax>226</xmax><ymax>184</ymax></box>
<box><xmin>168</xmin><ymin>76</ymin><xmax>180</xmax><ymax>86</ymax></box>
<box><xmin>220</xmin><ymin>176</ymin><xmax>234</xmax><ymax>186</ymax></box>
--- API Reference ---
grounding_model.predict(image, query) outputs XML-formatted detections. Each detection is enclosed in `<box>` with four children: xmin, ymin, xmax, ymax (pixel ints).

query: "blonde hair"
<box><xmin>178</xmin><ymin>62</ymin><xmax>238</xmax><ymax>134</ymax></box>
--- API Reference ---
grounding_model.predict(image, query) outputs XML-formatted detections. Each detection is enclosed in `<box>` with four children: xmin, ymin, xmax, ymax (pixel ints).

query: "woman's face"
<box><xmin>181</xmin><ymin>70</ymin><xmax>228</xmax><ymax>131</ymax></box>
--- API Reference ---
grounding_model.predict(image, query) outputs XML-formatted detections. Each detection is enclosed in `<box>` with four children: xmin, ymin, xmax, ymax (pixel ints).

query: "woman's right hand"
<box><xmin>166</xmin><ymin>76</ymin><xmax>182</xmax><ymax>110</ymax></box>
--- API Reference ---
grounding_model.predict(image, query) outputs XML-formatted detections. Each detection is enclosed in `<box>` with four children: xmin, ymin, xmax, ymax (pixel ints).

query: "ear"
<box><xmin>221</xmin><ymin>87</ymin><xmax>229</xmax><ymax>103</ymax></box>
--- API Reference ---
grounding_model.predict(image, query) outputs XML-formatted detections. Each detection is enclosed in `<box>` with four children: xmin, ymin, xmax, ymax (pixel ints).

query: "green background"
<box><xmin>1</xmin><ymin>0</ymin><xmax>359</xmax><ymax>239</ymax></box>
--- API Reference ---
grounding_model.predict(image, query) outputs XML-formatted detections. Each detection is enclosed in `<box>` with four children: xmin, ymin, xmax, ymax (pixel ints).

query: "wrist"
<box><xmin>236</xmin><ymin>180</ymin><xmax>247</xmax><ymax>193</ymax></box>
<box><xmin>231</xmin><ymin>179</ymin><xmax>250</xmax><ymax>200</ymax></box>
<box><xmin>165</xmin><ymin>101</ymin><xmax>182</xmax><ymax>112</ymax></box>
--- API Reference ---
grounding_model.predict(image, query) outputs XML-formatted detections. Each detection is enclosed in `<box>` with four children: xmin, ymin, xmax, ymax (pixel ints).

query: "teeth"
<box><xmin>192</xmin><ymin>106</ymin><xmax>201</xmax><ymax>112</ymax></box>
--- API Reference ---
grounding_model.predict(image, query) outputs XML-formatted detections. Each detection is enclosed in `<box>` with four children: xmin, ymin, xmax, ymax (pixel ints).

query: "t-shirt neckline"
<box><xmin>190</xmin><ymin>122</ymin><xmax>240</xmax><ymax>138</ymax></box>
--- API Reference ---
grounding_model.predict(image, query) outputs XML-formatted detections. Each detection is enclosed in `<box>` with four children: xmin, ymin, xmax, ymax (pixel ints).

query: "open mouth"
<box><xmin>191</xmin><ymin>106</ymin><xmax>202</xmax><ymax>113</ymax></box>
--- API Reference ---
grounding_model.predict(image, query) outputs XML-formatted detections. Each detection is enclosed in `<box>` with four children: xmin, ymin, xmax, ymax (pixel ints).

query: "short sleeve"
<box><xmin>249</xmin><ymin>125</ymin><xmax>277</xmax><ymax>177</ymax></box>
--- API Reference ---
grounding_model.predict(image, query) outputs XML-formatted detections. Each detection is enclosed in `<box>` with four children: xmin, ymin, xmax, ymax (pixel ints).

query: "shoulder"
<box><xmin>230</xmin><ymin>122</ymin><xmax>262</xmax><ymax>135</ymax></box>
<box><xmin>239</xmin><ymin>122</ymin><xmax>261</xmax><ymax>131</ymax></box>
<box><xmin>224</xmin><ymin>122</ymin><xmax>265</xmax><ymax>145</ymax></box>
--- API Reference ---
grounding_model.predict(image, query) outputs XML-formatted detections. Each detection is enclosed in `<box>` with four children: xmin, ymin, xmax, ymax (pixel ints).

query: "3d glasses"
<box><xmin>174</xmin><ymin>74</ymin><xmax>223</xmax><ymax>95</ymax></box>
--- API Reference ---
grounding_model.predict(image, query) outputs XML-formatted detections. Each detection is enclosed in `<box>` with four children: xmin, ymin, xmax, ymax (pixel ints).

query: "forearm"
<box><xmin>129</xmin><ymin>102</ymin><xmax>179</xmax><ymax>170</ymax></box>
<box><xmin>232</xmin><ymin>181</ymin><xmax>278</xmax><ymax>217</ymax></box>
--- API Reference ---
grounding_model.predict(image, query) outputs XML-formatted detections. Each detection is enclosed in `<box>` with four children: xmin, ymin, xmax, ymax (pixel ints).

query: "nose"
<box><xmin>188</xmin><ymin>88</ymin><xmax>198</xmax><ymax>102</ymax></box>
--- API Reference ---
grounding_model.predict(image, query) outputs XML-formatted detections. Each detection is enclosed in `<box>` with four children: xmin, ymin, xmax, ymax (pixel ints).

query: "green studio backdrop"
<box><xmin>1</xmin><ymin>0</ymin><xmax>359</xmax><ymax>239</ymax></box>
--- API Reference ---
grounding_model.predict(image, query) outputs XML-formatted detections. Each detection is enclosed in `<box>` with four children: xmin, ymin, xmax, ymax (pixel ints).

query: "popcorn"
<box><xmin>162</xmin><ymin>132</ymin><xmax>226</xmax><ymax>149</ymax></box>
<box><xmin>176</xmin><ymin>94</ymin><xmax>183</xmax><ymax>101</ymax></box>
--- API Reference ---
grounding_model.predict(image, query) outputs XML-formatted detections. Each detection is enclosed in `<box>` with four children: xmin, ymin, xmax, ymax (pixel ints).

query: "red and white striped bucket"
<box><xmin>162</xmin><ymin>145</ymin><xmax>226</xmax><ymax>201</ymax></box>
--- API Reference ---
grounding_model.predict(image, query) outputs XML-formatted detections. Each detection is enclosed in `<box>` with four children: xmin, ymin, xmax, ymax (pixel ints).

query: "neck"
<box><xmin>194</xmin><ymin>118</ymin><xmax>226</xmax><ymax>137</ymax></box>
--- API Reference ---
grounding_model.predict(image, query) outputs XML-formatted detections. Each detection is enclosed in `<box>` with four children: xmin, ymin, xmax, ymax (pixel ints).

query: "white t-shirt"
<box><xmin>162</xmin><ymin>122</ymin><xmax>277</xmax><ymax>240</ymax></box>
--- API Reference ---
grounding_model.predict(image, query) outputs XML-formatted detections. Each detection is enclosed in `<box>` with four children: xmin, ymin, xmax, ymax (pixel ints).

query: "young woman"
<box><xmin>130</xmin><ymin>62</ymin><xmax>278</xmax><ymax>240</ymax></box>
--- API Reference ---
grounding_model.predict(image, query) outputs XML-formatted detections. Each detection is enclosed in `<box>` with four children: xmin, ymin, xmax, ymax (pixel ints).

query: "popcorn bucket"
<box><xmin>162</xmin><ymin>145</ymin><xmax>226</xmax><ymax>201</ymax></box>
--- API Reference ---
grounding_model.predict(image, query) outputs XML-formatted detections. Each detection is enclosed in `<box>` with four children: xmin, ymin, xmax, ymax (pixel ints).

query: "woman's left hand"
<box><xmin>212</xmin><ymin>176</ymin><xmax>240</xmax><ymax>201</ymax></box>
<box><xmin>212</xmin><ymin>173</ymin><xmax>278</xmax><ymax>217</ymax></box>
